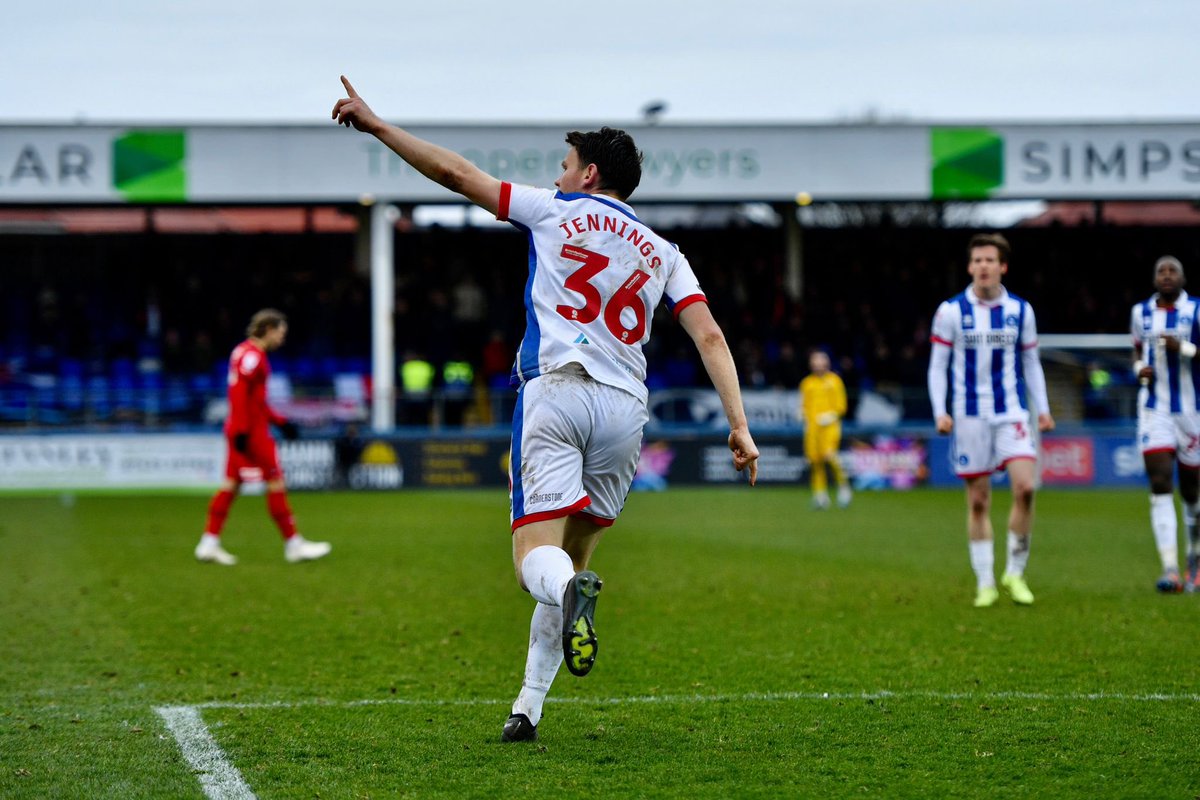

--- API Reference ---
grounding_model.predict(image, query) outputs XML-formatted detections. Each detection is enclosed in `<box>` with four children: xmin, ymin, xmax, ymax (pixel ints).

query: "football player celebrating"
<box><xmin>333</xmin><ymin>76</ymin><xmax>759</xmax><ymax>742</ymax></box>
<box><xmin>195</xmin><ymin>309</ymin><xmax>331</xmax><ymax>565</ymax></box>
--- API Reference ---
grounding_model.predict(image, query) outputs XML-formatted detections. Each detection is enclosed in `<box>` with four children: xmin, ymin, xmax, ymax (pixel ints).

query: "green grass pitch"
<box><xmin>3</xmin><ymin>487</ymin><xmax>1199</xmax><ymax>798</ymax></box>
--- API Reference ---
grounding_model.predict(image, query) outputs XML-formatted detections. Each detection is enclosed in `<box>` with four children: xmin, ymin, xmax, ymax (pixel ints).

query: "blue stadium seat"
<box><xmin>341</xmin><ymin>356</ymin><xmax>370</xmax><ymax>375</ymax></box>
<box><xmin>0</xmin><ymin>381</ymin><xmax>31</xmax><ymax>422</ymax></box>
<box><xmin>163</xmin><ymin>376</ymin><xmax>192</xmax><ymax>414</ymax></box>
<box><xmin>290</xmin><ymin>356</ymin><xmax>318</xmax><ymax>384</ymax></box>
<box><xmin>138</xmin><ymin>372</ymin><xmax>163</xmax><ymax>416</ymax></box>
<box><xmin>86</xmin><ymin>375</ymin><xmax>112</xmax><ymax>420</ymax></box>
<box><xmin>318</xmin><ymin>356</ymin><xmax>340</xmax><ymax>381</ymax></box>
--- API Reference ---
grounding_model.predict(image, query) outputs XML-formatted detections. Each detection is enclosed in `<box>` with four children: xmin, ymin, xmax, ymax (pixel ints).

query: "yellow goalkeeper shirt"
<box><xmin>799</xmin><ymin>372</ymin><xmax>847</xmax><ymax>425</ymax></box>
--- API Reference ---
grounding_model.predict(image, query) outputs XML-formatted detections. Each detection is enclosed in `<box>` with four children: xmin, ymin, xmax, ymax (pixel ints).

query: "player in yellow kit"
<box><xmin>799</xmin><ymin>350</ymin><xmax>852</xmax><ymax>509</ymax></box>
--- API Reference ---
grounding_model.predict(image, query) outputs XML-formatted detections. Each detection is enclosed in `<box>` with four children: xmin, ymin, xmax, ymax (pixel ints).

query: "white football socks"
<box><xmin>1005</xmin><ymin>530</ymin><xmax>1031</xmax><ymax>578</ymax></box>
<box><xmin>969</xmin><ymin>539</ymin><xmax>995</xmax><ymax>590</ymax></box>
<box><xmin>520</xmin><ymin>545</ymin><xmax>574</xmax><ymax>607</ymax></box>
<box><xmin>1185</xmin><ymin>500</ymin><xmax>1200</xmax><ymax>557</ymax></box>
<box><xmin>511</xmin><ymin>602</ymin><xmax>563</xmax><ymax>726</ymax></box>
<box><xmin>1150</xmin><ymin>493</ymin><xmax>1179</xmax><ymax>570</ymax></box>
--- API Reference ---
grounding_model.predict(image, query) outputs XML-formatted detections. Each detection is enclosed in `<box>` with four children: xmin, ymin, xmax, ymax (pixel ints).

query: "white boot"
<box><xmin>285</xmin><ymin>534</ymin><xmax>332</xmax><ymax>563</ymax></box>
<box><xmin>837</xmin><ymin>485</ymin><xmax>853</xmax><ymax>509</ymax></box>
<box><xmin>195</xmin><ymin>534</ymin><xmax>237</xmax><ymax>566</ymax></box>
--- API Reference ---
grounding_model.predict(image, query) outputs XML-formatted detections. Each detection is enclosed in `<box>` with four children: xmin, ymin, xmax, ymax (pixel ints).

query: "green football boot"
<box><xmin>1001</xmin><ymin>573</ymin><xmax>1034</xmax><ymax>605</ymax></box>
<box><xmin>562</xmin><ymin>570</ymin><xmax>602</xmax><ymax>677</ymax></box>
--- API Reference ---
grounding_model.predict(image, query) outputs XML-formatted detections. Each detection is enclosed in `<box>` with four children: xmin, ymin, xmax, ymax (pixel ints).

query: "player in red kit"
<box><xmin>195</xmin><ymin>309</ymin><xmax>332</xmax><ymax>565</ymax></box>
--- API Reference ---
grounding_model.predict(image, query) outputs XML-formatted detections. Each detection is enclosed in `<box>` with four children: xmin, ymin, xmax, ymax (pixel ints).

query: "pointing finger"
<box><xmin>340</xmin><ymin>75</ymin><xmax>359</xmax><ymax>98</ymax></box>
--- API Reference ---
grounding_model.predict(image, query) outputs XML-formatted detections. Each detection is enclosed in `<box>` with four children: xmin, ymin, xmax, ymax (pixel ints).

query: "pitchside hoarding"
<box><xmin>3</xmin><ymin>123</ymin><xmax>1199</xmax><ymax>204</ymax></box>
<box><xmin>0</xmin><ymin>430</ymin><xmax>1145</xmax><ymax>491</ymax></box>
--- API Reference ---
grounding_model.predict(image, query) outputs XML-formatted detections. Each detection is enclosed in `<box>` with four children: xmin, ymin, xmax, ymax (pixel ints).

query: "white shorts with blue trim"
<box><xmin>951</xmin><ymin>416</ymin><xmax>1037</xmax><ymax>478</ymax></box>
<box><xmin>509</xmin><ymin>364</ymin><xmax>648</xmax><ymax>531</ymax></box>
<box><xmin>1138</xmin><ymin>407</ymin><xmax>1200</xmax><ymax>467</ymax></box>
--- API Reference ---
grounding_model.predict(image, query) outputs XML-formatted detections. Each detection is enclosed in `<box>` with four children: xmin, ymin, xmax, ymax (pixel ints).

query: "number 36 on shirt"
<box><xmin>555</xmin><ymin>244</ymin><xmax>651</xmax><ymax>345</ymax></box>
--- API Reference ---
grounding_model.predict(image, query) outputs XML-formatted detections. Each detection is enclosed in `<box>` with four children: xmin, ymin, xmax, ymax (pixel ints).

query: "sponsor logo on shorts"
<box><xmin>528</xmin><ymin>491</ymin><xmax>564</xmax><ymax>504</ymax></box>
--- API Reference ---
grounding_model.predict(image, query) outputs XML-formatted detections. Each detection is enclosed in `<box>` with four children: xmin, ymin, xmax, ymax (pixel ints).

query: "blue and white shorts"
<box><xmin>509</xmin><ymin>364</ymin><xmax>647</xmax><ymax>531</ymax></box>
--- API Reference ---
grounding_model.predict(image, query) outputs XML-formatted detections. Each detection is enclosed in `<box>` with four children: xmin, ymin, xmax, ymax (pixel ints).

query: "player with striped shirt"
<box><xmin>1130</xmin><ymin>255</ymin><xmax>1200</xmax><ymax>593</ymax></box>
<box><xmin>927</xmin><ymin>234</ymin><xmax>1054</xmax><ymax>607</ymax></box>
<box><xmin>332</xmin><ymin>77</ymin><xmax>759</xmax><ymax>742</ymax></box>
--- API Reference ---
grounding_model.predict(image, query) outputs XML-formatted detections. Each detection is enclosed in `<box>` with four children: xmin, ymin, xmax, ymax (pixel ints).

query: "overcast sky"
<box><xmin>5</xmin><ymin>1</ymin><xmax>1196</xmax><ymax>126</ymax></box>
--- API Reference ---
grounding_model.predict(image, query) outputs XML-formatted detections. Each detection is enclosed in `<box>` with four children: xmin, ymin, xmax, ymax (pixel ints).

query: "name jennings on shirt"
<box><xmin>558</xmin><ymin>212</ymin><xmax>664</xmax><ymax>270</ymax></box>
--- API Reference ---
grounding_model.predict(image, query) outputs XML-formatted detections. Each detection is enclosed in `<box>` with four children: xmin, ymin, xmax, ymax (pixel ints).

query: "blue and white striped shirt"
<box><xmin>928</xmin><ymin>286</ymin><xmax>1048</xmax><ymax>422</ymax></box>
<box><xmin>1130</xmin><ymin>291</ymin><xmax>1200</xmax><ymax>415</ymax></box>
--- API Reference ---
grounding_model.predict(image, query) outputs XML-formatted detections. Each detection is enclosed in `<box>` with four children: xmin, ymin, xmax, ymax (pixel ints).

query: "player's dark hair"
<box><xmin>565</xmin><ymin>127</ymin><xmax>643</xmax><ymax>200</ymax></box>
<box><xmin>968</xmin><ymin>233</ymin><xmax>1011</xmax><ymax>264</ymax></box>
<box><xmin>247</xmin><ymin>308</ymin><xmax>287</xmax><ymax>338</ymax></box>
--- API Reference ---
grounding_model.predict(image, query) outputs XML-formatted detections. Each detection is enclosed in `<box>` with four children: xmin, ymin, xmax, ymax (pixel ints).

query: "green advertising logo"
<box><xmin>931</xmin><ymin>128</ymin><xmax>1003</xmax><ymax>200</ymax></box>
<box><xmin>112</xmin><ymin>131</ymin><xmax>186</xmax><ymax>202</ymax></box>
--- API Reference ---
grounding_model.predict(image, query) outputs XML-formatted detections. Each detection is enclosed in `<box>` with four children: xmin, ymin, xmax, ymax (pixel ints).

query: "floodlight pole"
<box><xmin>369</xmin><ymin>202</ymin><xmax>399</xmax><ymax>432</ymax></box>
<box><xmin>783</xmin><ymin>205</ymin><xmax>804</xmax><ymax>301</ymax></box>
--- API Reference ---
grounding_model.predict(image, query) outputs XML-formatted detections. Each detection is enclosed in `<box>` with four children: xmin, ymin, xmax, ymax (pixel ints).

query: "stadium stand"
<box><xmin>1</xmin><ymin>206</ymin><xmax>1197</xmax><ymax>429</ymax></box>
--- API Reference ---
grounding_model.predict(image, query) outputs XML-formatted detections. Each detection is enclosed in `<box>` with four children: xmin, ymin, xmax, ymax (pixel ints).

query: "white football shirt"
<box><xmin>1130</xmin><ymin>291</ymin><xmax>1200</xmax><ymax>415</ymax></box>
<box><xmin>929</xmin><ymin>285</ymin><xmax>1047</xmax><ymax>422</ymax></box>
<box><xmin>497</xmin><ymin>182</ymin><xmax>707</xmax><ymax>403</ymax></box>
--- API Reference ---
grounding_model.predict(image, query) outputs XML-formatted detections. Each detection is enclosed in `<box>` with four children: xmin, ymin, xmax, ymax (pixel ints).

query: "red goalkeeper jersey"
<box><xmin>224</xmin><ymin>340</ymin><xmax>285</xmax><ymax>437</ymax></box>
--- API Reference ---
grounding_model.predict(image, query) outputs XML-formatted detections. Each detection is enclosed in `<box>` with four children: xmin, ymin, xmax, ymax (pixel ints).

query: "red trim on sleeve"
<box><xmin>497</xmin><ymin>181</ymin><xmax>512</xmax><ymax>222</ymax></box>
<box><xmin>672</xmin><ymin>294</ymin><xmax>708</xmax><ymax>319</ymax></box>
<box><xmin>1142</xmin><ymin>446</ymin><xmax>1178</xmax><ymax>456</ymax></box>
<box><xmin>930</xmin><ymin>336</ymin><xmax>953</xmax><ymax>346</ymax></box>
<box><xmin>511</xmin><ymin>496</ymin><xmax>592</xmax><ymax>532</ymax></box>
<box><xmin>1021</xmin><ymin>340</ymin><xmax>1039</xmax><ymax>350</ymax></box>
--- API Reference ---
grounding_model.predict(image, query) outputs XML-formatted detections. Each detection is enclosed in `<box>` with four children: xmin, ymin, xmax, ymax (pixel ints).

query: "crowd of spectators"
<box><xmin>2</xmin><ymin>214</ymin><xmax>1197</xmax><ymax>427</ymax></box>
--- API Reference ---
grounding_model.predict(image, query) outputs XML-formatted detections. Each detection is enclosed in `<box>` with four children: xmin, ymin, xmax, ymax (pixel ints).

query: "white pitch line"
<box><xmin>187</xmin><ymin>688</ymin><xmax>1200</xmax><ymax>711</ymax></box>
<box><xmin>159</xmin><ymin>689</ymin><xmax>1200</xmax><ymax>798</ymax></box>
<box><xmin>155</xmin><ymin>705</ymin><xmax>256</xmax><ymax>800</ymax></box>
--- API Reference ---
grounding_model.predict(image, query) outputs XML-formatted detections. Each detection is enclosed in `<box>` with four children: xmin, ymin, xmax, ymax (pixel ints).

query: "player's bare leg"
<box><xmin>965</xmin><ymin>475</ymin><xmax>998</xmax><ymax>607</ymax></box>
<box><xmin>513</xmin><ymin>516</ymin><xmax>604</xmax><ymax>674</ymax></box>
<box><xmin>505</xmin><ymin>516</ymin><xmax>605</xmax><ymax>742</ymax></box>
<box><xmin>1145</xmin><ymin>451</ymin><xmax>1183</xmax><ymax>592</ymax></box>
<box><xmin>1179</xmin><ymin>465</ymin><xmax>1200</xmax><ymax>592</ymax></box>
<box><xmin>196</xmin><ymin>478</ymin><xmax>241</xmax><ymax>565</ymax></box>
<box><xmin>1000</xmin><ymin>458</ymin><xmax>1037</xmax><ymax>605</ymax></box>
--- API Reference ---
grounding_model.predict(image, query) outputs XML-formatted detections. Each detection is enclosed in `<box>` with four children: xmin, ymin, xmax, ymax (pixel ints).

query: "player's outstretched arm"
<box><xmin>678</xmin><ymin>302</ymin><xmax>759</xmax><ymax>485</ymax></box>
<box><xmin>332</xmin><ymin>76</ymin><xmax>502</xmax><ymax>215</ymax></box>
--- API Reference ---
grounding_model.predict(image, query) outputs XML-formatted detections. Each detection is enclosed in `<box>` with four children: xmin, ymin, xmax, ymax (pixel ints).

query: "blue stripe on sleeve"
<box><xmin>511</xmin><ymin>225</ymin><xmax>542</xmax><ymax>385</ymax></box>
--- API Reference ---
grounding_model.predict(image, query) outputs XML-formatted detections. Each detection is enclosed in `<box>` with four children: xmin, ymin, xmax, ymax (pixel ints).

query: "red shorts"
<box><xmin>225</xmin><ymin>431</ymin><xmax>283</xmax><ymax>482</ymax></box>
